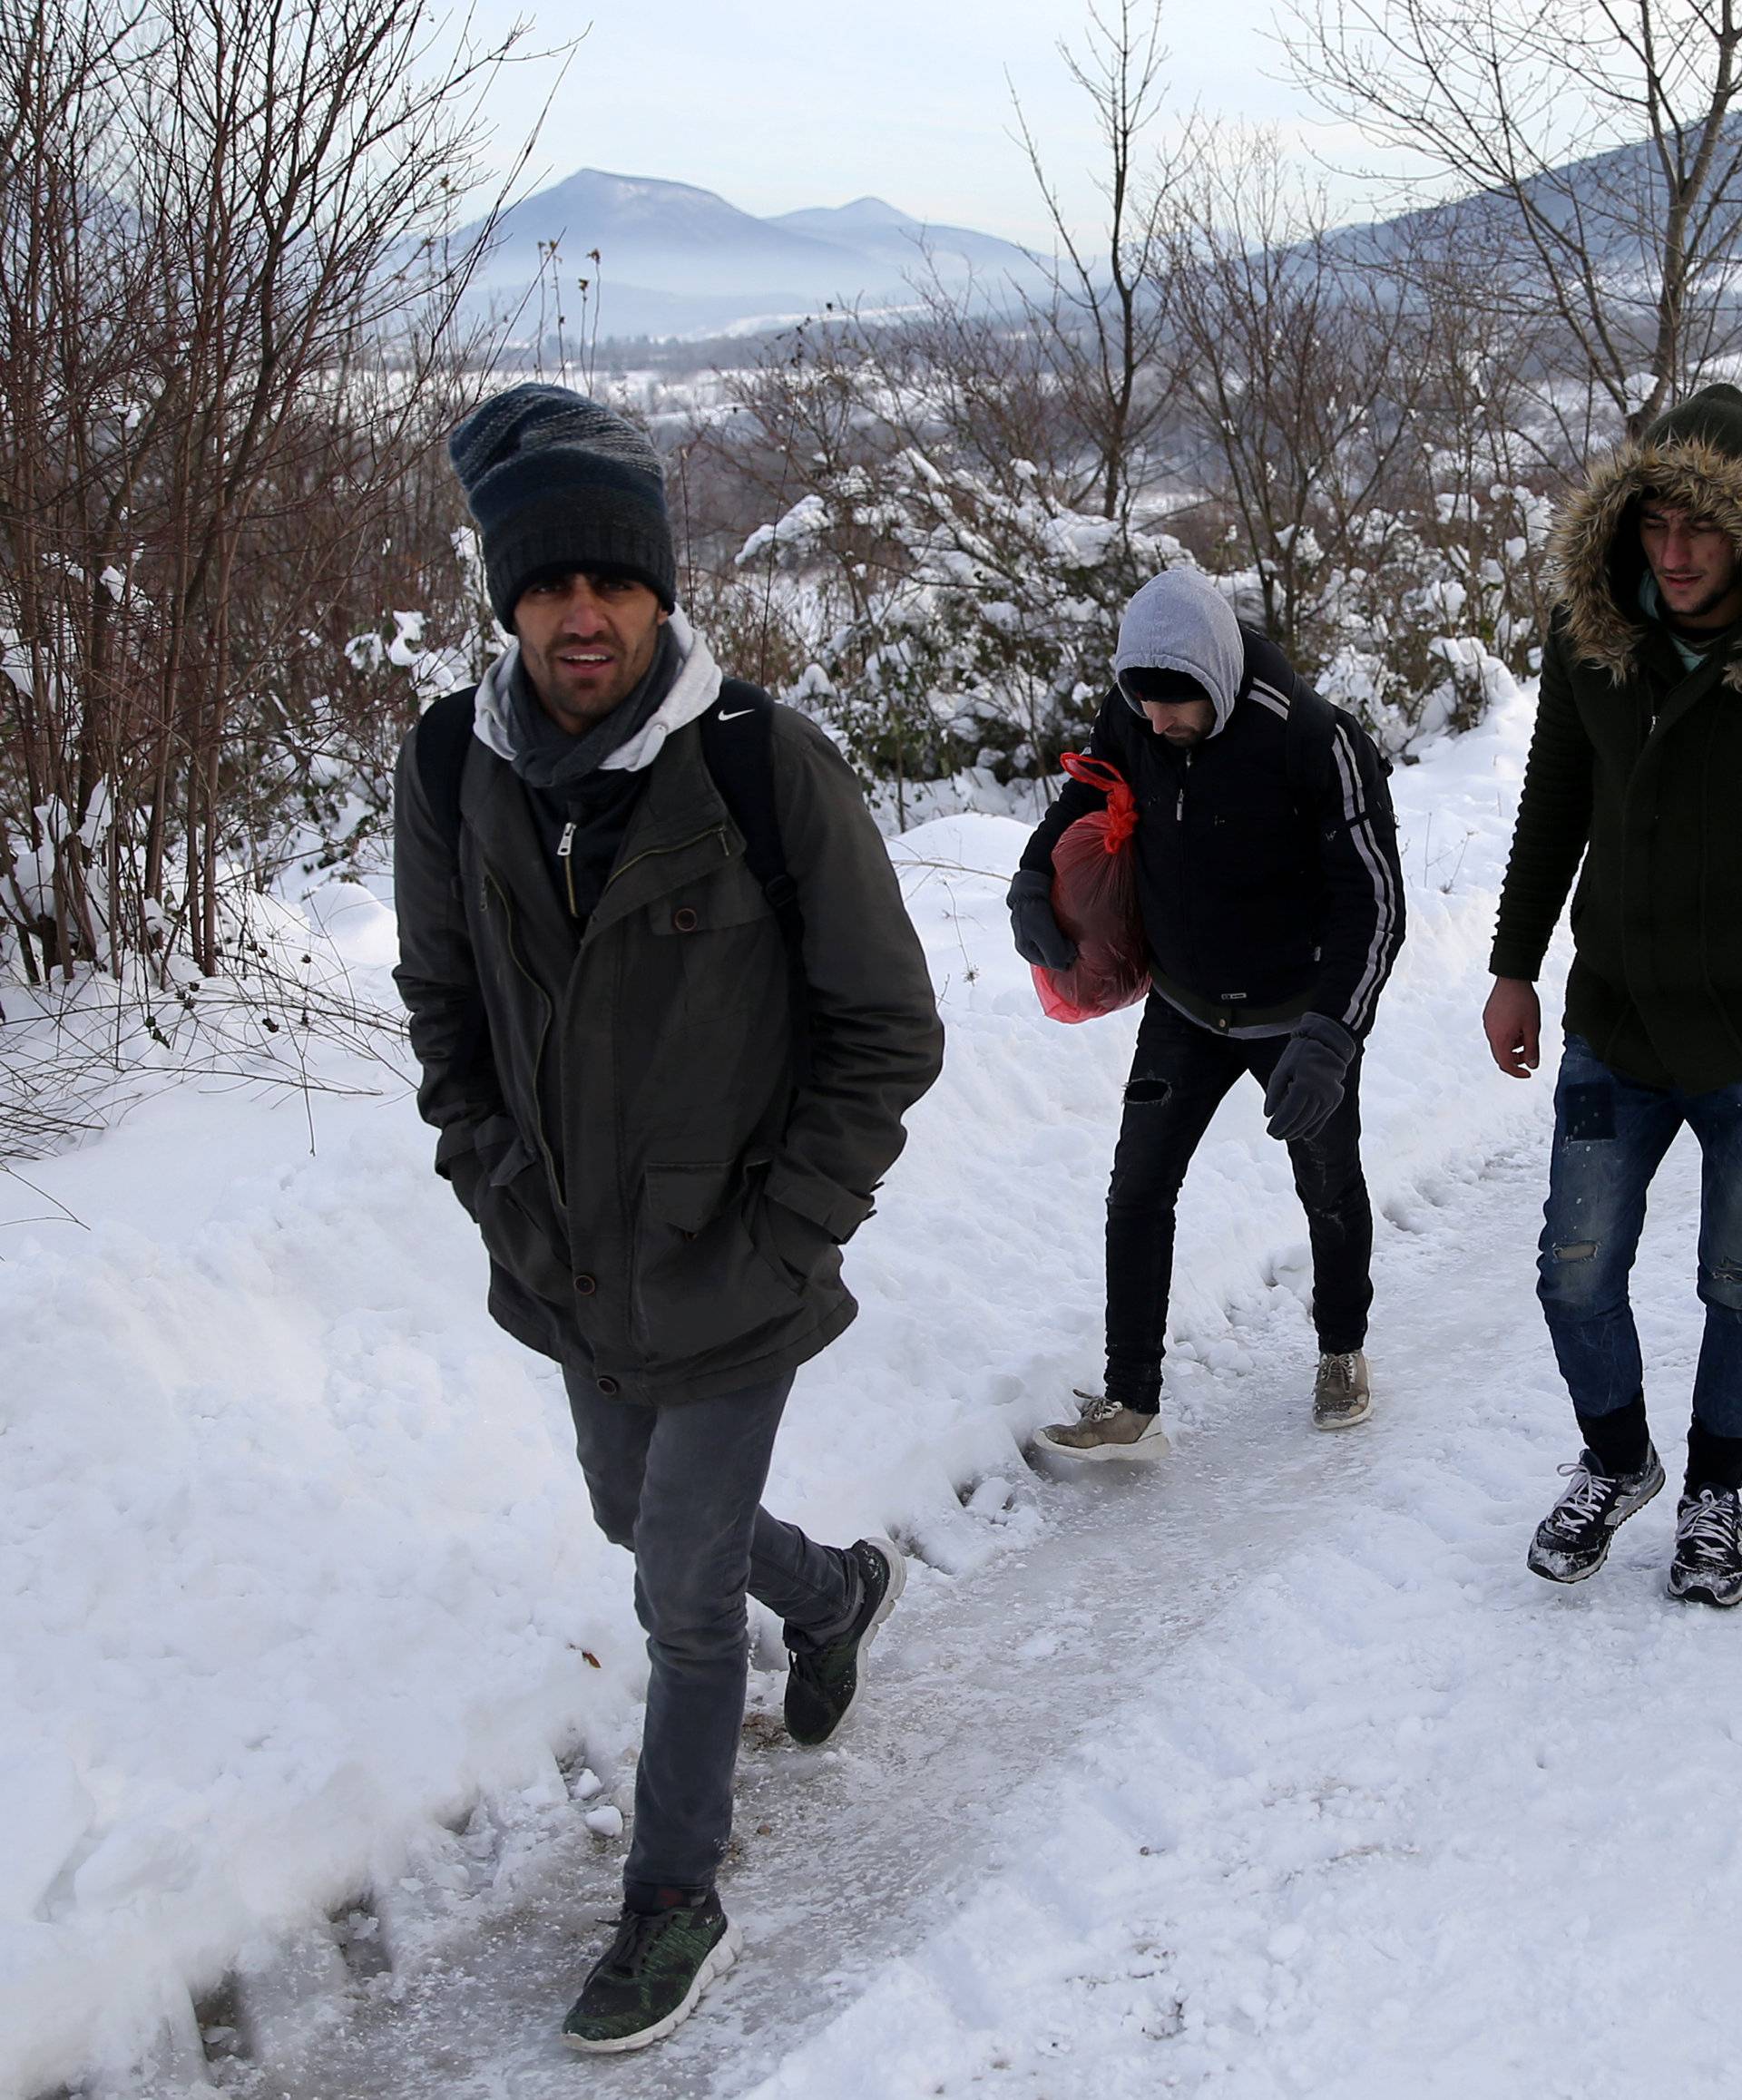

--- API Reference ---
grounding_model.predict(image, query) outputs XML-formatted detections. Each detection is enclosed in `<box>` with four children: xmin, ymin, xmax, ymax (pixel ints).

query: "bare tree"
<box><xmin>1009</xmin><ymin>0</ymin><xmax>1189</xmax><ymax>520</ymax></box>
<box><xmin>0</xmin><ymin>0</ymin><xmax>538</xmax><ymax>983</ymax></box>
<box><xmin>1169</xmin><ymin>133</ymin><xmax>1436</xmax><ymax>660</ymax></box>
<box><xmin>1286</xmin><ymin>0</ymin><xmax>1742</xmax><ymax>437</ymax></box>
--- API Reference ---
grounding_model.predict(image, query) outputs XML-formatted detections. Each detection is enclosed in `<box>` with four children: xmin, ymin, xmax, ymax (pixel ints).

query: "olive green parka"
<box><xmin>1492</xmin><ymin>384</ymin><xmax>1742</xmax><ymax>1092</ymax></box>
<box><xmin>393</xmin><ymin>666</ymin><xmax>944</xmax><ymax>1405</ymax></box>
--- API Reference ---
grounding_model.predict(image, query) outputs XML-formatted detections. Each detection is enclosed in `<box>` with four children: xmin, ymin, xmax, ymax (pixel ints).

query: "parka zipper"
<box><xmin>556</xmin><ymin>822</ymin><xmax>578</xmax><ymax>918</ymax></box>
<box><xmin>598</xmin><ymin>820</ymin><xmax>731</xmax><ymax>1345</ymax></box>
<box><xmin>1177</xmin><ymin>752</ymin><xmax>1193</xmax><ymax>983</ymax></box>
<box><xmin>484</xmin><ymin>866</ymin><xmax>565</xmax><ymax>1206</ymax></box>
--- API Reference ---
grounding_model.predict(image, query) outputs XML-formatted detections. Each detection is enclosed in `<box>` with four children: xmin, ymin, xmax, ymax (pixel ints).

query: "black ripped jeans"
<box><xmin>1104</xmin><ymin>995</ymin><xmax>1374</xmax><ymax>1412</ymax></box>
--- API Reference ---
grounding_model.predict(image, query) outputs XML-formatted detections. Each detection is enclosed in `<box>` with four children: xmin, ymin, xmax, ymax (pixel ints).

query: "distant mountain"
<box><xmin>1327</xmin><ymin>126</ymin><xmax>1742</xmax><ymax>284</ymax></box>
<box><xmin>461</xmin><ymin>168</ymin><xmax>1051</xmax><ymax>343</ymax></box>
<box><xmin>767</xmin><ymin>197</ymin><xmax>1039</xmax><ymax>278</ymax></box>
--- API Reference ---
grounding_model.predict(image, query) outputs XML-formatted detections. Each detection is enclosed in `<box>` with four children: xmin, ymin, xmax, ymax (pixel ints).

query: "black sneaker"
<box><xmin>561</xmin><ymin>1893</ymin><xmax>741</xmax><ymax>2054</ymax></box>
<box><xmin>1668</xmin><ymin>1485</ymin><xmax>1742</xmax><ymax>1608</ymax></box>
<box><xmin>1527</xmin><ymin>1445</ymin><xmax>1665</xmax><ymax>1584</ymax></box>
<box><xmin>784</xmin><ymin>1536</ymin><xmax>906</xmax><ymax>1748</ymax></box>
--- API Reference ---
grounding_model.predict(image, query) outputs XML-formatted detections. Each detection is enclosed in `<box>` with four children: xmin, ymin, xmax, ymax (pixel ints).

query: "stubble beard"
<box><xmin>525</xmin><ymin>632</ymin><xmax>655</xmax><ymax>734</ymax></box>
<box><xmin>1666</xmin><ymin>575</ymin><xmax>1742</xmax><ymax>628</ymax></box>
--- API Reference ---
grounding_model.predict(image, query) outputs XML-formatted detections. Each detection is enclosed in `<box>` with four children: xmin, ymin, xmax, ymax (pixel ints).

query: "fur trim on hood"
<box><xmin>1549</xmin><ymin>434</ymin><xmax>1742</xmax><ymax>694</ymax></box>
<box><xmin>470</xmin><ymin>609</ymin><xmax>724</xmax><ymax>770</ymax></box>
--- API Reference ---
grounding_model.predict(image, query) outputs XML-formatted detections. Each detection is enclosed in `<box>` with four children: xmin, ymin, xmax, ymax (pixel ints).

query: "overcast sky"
<box><xmin>451</xmin><ymin>0</ymin><xmax>1375</xmax><ymax>244</ymax></box>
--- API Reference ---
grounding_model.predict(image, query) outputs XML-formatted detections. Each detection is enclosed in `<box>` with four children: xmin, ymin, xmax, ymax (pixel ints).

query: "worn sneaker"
<box><xmin>1037</xmin><ymin>1392</ymin><xmax>1171</xmax><ymax>1461</ymax></box>
<box><xmin>784</xmin><ymin>1536</ymin><xmax>906</xmax><ymax>1748</ymax></box>
<box><xmin>562</xmin><ymin>1893</ymin><xmax>741</xmax><ymax>2053</ymax></box>
<box><xmin>1668</xmin><ymin>1484</ymin><xmax>1742</xmax><ymax>1607</ymax></box>
<box><xmin>1313</xmin><ymin>1350</ymin><xmax>1372</xmax><ymax>1431</ymax></box>
<box><xmin>1527</xmin><ymin>1445</ymin><xmax>1665</xmax><ymax>1584</ymax></box>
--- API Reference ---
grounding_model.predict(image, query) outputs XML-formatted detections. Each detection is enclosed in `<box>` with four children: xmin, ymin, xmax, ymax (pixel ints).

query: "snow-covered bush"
<box><xmin>734</xmin><ymin>445</ymin><xmax>1183</xmax><ymax>809</ymax></box>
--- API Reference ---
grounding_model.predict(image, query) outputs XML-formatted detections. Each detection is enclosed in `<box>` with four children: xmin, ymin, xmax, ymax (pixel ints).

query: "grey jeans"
<box><xmin>563</xmin><ymin>1367</ymin><xmax>859</xmax><ymax>1895</ymax></box>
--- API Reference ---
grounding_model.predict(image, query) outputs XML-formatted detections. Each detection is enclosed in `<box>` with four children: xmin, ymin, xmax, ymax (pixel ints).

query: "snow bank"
<box><xmin>0</xmin><ymin>678</ymin><xmax>1553</xmax><ymax>2095</ymax></box>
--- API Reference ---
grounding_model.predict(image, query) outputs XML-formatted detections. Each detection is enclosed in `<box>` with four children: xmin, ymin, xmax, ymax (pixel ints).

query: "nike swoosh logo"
<box><xmin>717</xmin><ymin>708</ymin><xmax>754</xmax><ymax>721</ymax></box>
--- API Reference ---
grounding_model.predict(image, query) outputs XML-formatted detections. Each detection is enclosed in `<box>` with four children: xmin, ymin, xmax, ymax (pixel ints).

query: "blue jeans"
<box><xmin>1537</xmin><ymin>1034</ymin><xmax>1742</xmax><ymax>1435</ymax></box>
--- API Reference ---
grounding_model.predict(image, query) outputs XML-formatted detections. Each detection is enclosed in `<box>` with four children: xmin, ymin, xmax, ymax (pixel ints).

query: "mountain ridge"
<box><xmin>461</xmin><ymin>166</ymin><xmax>1051</xmax><ymax>341</ymax></box>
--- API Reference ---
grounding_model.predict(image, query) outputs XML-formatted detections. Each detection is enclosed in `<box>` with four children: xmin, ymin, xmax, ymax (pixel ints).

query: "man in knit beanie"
<box><xmin>1487</xmin><ymin>382</ymin><xmax>1742</xmax><ymax>1607</ymax></box>
<box><xmin>394</xmin><ymin>384</ymin><xmax>944</xmax><ymax>2050</ymax></box>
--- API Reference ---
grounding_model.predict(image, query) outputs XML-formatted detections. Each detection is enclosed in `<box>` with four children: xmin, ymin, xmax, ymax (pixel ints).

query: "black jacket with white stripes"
<box><xmin>1020</xmin><ymin>628</ymin><xmax>1405</xmax><ymax>1040</ymax></box>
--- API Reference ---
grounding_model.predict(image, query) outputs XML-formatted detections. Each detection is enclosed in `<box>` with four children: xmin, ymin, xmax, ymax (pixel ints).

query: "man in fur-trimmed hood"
<box><xmin>1484</xmin><ymin>381</ymin><xmax>1742</xmax><ymax>1607</ymax></box>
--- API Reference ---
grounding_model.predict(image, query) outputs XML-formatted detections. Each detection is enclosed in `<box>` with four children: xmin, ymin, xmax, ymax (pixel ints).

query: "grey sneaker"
<box><xmin>1313</xmin><ymin>1350</ymin><xmax>1372</xmax><ymax>1431</ymax></box>
<box><xmin>1037</xmin><ymin>1392</ymin><xmax>1170</xmax><ymax>1461</ymax></box>
<box><xmin>1528</xmin><ymin>1446</ymin><xmax>1665</xmax><ymax>1584</ymax></box>
<box><xmin>1668</xmin><ymin>1484</ymin><xmax>1742</xmax><ymax>1607</ymax></box>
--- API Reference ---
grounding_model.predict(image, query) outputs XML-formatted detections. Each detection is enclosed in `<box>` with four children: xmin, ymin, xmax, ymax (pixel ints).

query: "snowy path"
<box><xmin>6</xmin><ymin>679</ymin><xmax>1569</xmax><ymax>2097</ymax></box>
<box><xmin>198</xmin><ymin>1122</ymin><xmax>1733</xmax><ymax>2100</ymax></box>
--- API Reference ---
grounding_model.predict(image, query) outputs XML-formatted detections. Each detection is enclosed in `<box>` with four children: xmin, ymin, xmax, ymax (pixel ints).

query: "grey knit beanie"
<box><xmin>448</xmin><ymin>383</ymin><xmax>677</xmax><ymax>624</ymax></box>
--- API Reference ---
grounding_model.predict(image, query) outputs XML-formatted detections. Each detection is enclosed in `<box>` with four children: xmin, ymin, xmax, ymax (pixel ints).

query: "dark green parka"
<box><xmin>393</xmin><ymin>682</ymin><xmax>944</xmax><ymax>1406</ymax></box>
<box><xmin>1492</xmin><ymin>385</ymin><xmax>1742</xmax><ymax>1092</ymax></box>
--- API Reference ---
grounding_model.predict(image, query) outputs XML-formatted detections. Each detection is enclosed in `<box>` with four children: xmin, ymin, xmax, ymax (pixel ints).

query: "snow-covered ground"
<box><xmin>6</xmin><ymin>674</ymin><xmax>1720</xmax><ymax>2100</ymax></box>
<box><xmin>740</xmin><ymin>1128</ymin><xmax>1733</xmax><ymax>2100</ymax></box>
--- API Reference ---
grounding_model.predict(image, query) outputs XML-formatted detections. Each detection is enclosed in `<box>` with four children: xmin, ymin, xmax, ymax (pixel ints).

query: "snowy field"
<box><xmin>3</xmin><ymin>676</ymin><xmax>1725</xmax><ymax>2098</ymax></box>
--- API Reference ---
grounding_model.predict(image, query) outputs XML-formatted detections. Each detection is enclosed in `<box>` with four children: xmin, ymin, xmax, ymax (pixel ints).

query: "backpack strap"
<box><xmin>414</xmin><ymin>675</ymin><xmax>813</xmax><ymax>1079</ymax></box>
<box><xmin>414</xmin><ymin>686</ymin><xmax>478</xmax><ymax>858</ymax></box>
<box><xmin>1282</xmin><ymin>682</ymin><xmax>1393</xmax><ymax>823</ymax></box>
<box><xmin>699</xmin><ymin>681</ymin><xmax>812</xmax><ymax>1084</ymax></box>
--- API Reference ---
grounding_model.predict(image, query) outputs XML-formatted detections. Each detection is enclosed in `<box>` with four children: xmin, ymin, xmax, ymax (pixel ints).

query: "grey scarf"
<box><xmin>505</xmin><ymin>624</ymin><xmax>680</xmax><ymax>793</ymax></box>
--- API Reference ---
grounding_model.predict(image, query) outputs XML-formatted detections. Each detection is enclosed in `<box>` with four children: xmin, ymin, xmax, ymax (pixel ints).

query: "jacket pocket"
<box><xmin>632</xmin><ymin>1157</ymin><xmax>801</xmax><ymax>1359</ymax></box>
<box><xmin>475</xmin><ymin>1136</ymin><xmax>573</xmax><ymax>1306</ymax></box>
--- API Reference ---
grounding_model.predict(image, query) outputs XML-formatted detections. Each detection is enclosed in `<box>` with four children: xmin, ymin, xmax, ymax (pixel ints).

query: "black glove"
<box><xmin>1262</xmin><ymin>1013</ymin><xmax>1355</xmax><ymax>1142</ymax></box>
<box><xmin>1007</xmin><ymin>867</ymin><xmax>1077</xmax><ymax>971</ymax></box>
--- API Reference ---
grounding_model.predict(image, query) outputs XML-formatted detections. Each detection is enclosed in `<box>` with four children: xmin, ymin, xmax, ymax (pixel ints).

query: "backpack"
<box><xmin>1284</xmin><ymin>687</ymin><xmax>1395</xmax><ymax>824</ymax></box>
<box><xmin>413</xmin><ymin>679</ymin><xmax>811</xmax><ymax>1071</ymax></box>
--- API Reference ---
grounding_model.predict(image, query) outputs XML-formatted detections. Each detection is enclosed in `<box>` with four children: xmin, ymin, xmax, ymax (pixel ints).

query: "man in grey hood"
<box><xmin>1009</xmin><ymin>570</ymin><xmax>1404</xmax><ymax>1454</ymax></box>
<box><xmin>393</xmin><ymin>386</ymin><xmax>943</xmax><ymax>2052</ymax></box>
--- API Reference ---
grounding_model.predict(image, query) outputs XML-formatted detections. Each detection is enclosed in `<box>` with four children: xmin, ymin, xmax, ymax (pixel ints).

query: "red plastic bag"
<box><xmin>1032</xmin><ymin>753</ymin><xmax>1151</xmax><ymax>1023</ymax></box>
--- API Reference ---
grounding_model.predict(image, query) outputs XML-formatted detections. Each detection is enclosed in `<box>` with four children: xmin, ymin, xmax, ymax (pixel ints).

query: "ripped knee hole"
<box><xmin>1124</xmin><ymin>1079</ymin><xmax>1172</xmax><ymax>1106</ymax></box>
<box><xmin>1701</xmin><ymin>1256</ymin><xmax>1742</xmax><ymax>1306</ymax></box>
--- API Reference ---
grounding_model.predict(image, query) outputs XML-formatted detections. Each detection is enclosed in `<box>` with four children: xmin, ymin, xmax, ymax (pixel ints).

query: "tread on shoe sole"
<box><xmin>562</xmin><ymin>1920</ymin><xmax>744</xmax><ymax>2055</ymax></box>
<box><xmin>1314</xmin><ymin>1393</ymin><xmax>1373</xmax><ymax>1431</ymax></box>
<box><xmin>827</xmin><ymin>1535</ymin><xmax>906</xmax><ymax>1740</ymax></box>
